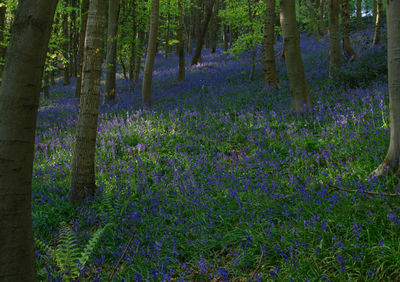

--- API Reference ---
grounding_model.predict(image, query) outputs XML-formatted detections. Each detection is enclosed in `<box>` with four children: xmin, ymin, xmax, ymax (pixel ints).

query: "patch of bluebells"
<box><xmin>32</xmin><ymin>28</ymin><xmax>400</xmax><ymax>280</ymax></box>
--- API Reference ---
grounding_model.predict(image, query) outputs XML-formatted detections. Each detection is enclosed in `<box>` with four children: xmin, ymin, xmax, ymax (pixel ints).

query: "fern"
<box><xmin>35</xmin><ymin>222</ymin><xmax>113</xmax><ymax>280</ymax></box>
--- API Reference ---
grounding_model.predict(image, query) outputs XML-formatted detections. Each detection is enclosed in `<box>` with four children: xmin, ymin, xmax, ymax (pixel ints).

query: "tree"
<box><xmin>191</xmin><ymin>0</ymin><xmax>216</xmax><ymax>65</ymax></box>
<box><xmin>177</xmin><ymin>0</ymin><xmax>185</xmax><ymax>82</ymax></box>
<box><xmin>371</xmin><ymin>1</ymin><xmax>400</xmax><ymax>177</ymax></box>
<box><xmin>372</xmin><ymin>0</ymin><xmax>383</xmax><ymax>46</ymax></box>
<box><xmin>142</xmin><ymin>0</ymin><xmax>160</xmax><ymax>107</ymax></box>
<box><xmin>341</xmin><ymin>0</ymin><xmax>356</xmax><ymax>61</ymax></box>
<box><xmin>104</xmin><ymin>0</ymin><xmax>120</xmax><ymax>102</ymax></box>
<box><xmin>62</xmin><ymin>0</ymin><xmax>70</xmax><ymax>85</ymax></box>
<box><xmin>327</xmin><ymin>0</ymin><xmax>340</xmax><ymax>78</ymax></box>
<box><xmin>280</xmin><ymin>0</ymin><xmax>311</xmax><ymax>112</ymax></box>
<box><xmin>0</xmin><ymin>1</ymin><xmax>6</xmax><ymax>80</ymax></box>
<box><xmin>356</xmin><ymin>0</ymin><xmax>362</xmax><ymax>29</ymax></box>
<box><xmin>263</xmin><ymin>0</ymin><xmax>280</xmax><ymax>89</ymax></box>
<box><xmin>75</xmin><ymin>0</ymin><xmax>89</xmax><ymax>98</ymax></box>
<box><xmin>70</xmin><ymin>0</ymin><xmax>107</xmax><ymax>204</ymax></box>
<box><xmin>0</xmin><ymin>0</ymin><xmax>58</xmax><ymax>279</ymax></box>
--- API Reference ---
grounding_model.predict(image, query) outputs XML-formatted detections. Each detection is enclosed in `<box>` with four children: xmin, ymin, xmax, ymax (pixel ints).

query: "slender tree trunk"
<box><xmin>328</xmin><ymin>0</ymin><xmax>341</xmax><ymax>78</ymax></box>
<box><xmin>0</xmin><ymin>0</ymin><xmax>58</xmax><ymax>279</ymax></box>
<box><xmin>70</xmin><ymin>0</ymin><xmax>107</xmax><ymax>204</ymax></box>
<box><xmin>71</xmin><ymin>0</ymin><xmax>79</xmax><ymax>77</ymax></box>
<box><xmin>62</xmin><ymin>1</ymin><xmax>70</xmax><ymax>85</ymax></box>
<box><xmin>356</xmin><ymin>0</ymin><xmax>362</xmax><ymax>29</ymax></box>
<box><xmin>135</xmin><ymin>31</ymin><xmax>144</xmax><ymax>81</ymax></box>
<box><xmin>142</xmin><ymin>0</ymin><xmax>159</xmax><ymax>107</ymax></box>
<box><xmin>263</xmin><ymin>0</ymin><xmax>280</xmax><ymax>88</ymax></box>
<box><xmin>0</xmin><ymin>2</ymin><xmax>6</xmax><ymax>80</ymax></box>
<box><xmin>371</xmin><ymin>1</ymin><xmax>400</xmax><ymax>177</ymax></box>
<box><xmin>75</xmin><ymin>0</ymin><xmax>89</xmax><ymax>97</ymax></box>
<box><xmin>341</xmin><ymin>0</ymin><xmax>356</xmax><ymax>61</ymax></box>
<box><xmin>373</xmin><ymin>0</ymin><xmax>377</xmax><ymax>27</ymax></box>
<box><xmin>248</xmin><ymin>0</ymin><xmax>255</xmax><ymax>81</ymax></box>
<box><xmin>104</xmin><ymin>0</ymin><xmax>120</xmax><ymax>102</ymax></box>
<box><xmin>177</xmin><ymin>0</ymin><xmax>185</xmax><ymax>82</ymax></box>
<box><xmin>280</xmin><ymin>0</ymin><xmax>311</xmax><ymax>112</ymax></box>
<box><xmin>165</xmin><ymin>10</ymin><xmax>170</xmax><ymax>58</ymax></box>
<box><xmin>191</xmin><ymin>0</ymin><xmax>216</xmax><ymax>65</ymax></box>
<box><xmin>372</xmin><ymin>0</ymin><xmax>382</xmax><ymax>46</ymax></box>
<box><xmin>319</xmin><ymin>0</ymin><xmax>326</xmax><ymax>34</ymax></box>
<box><xmin>129</xmin><ymin>1</ymin><xmax>137</xmax><ymax>86</ymax></box>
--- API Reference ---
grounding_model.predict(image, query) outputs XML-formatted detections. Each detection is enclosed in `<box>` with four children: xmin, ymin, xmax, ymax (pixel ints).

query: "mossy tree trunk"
<box><xmin>280</xmin><ymin>0</ymin><xmax>311</xmax><ymax>112</ymax></box>
<box><xmin>142</xmin><ymin>0</ymin><xmax>160</xmax><ymax>107</ymax></box>
<box><xmin>371</xmin><ymin>1</ymin><xmax>400</xmax><ymax>177</ymax></box>
<box><xmin>0</xmin><ymin>0</ymin><xmax>58</xmax><ymax>279</ymax></box>
<box><xmin>104</xmin><ymin>0</ymin><xmax>120</xmax><ymax>102</ymax></box>
<box><xmin>70</xmin><ymin>0</ymin><xmax>107</xmax><ymax>204</ymax></box>
<box><xmin>263</xmin><ymin>0</ymin><xmax>280</xmax><ymax>89</ymax></box>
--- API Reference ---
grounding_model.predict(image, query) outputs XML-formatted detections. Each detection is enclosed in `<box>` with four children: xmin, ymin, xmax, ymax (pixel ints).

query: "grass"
<box><xmin>32</xmin><ymin>28</ymin><xmax>400</xmax><ymax>281</ymax></box>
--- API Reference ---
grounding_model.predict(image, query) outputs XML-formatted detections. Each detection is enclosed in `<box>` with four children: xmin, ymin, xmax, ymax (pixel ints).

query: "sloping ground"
<box><xmin>33</xmin><ymin>29</ymin><xmax>399</xmax><ymax>281</ymax></box>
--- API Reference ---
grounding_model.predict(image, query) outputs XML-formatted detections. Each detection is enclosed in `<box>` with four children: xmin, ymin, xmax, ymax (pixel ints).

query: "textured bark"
<box><xmin>372</xmin><ymin>0</ymin><xmax>382</xmax><ymax>46</ymax></box>
<box><xmin>371</xmin><ymin>1</ymin><xmax>400</xmax><ymax>177</ymax></box>
<box><xmin>142</xmin><ymin>0</ymin><xmax>159</xmax><ymax>107</ymax></box>
<box><xmin>104</xmin><ymin>0</ymin><xmax>120</xmax><ymax>102</ymax></box>
<box><xmin>75</xmin><ymin>0</ymin><xmax>89</xmax><ymax>97</ymax></box>
<box><xmin>177</xmin><ymin>0</ymin><xmax>185</xmax><ymax>82</ymax></box>
<box><xmin>62</xmin><ymin>1</ymin><xmax>70</xmax><ymax>85</ymax></box>
<box><xmin>263</xmin><ymin>0</ymin><xmax>280</xmax><ymax>88</ymax></box>
<box><xmin>191</xmin><ymin>0</ymin><xmax>216</xmax><ymax>65</ymax></box>
<box><xmin>70</xmin><ymin>0</ymin><xmax>106</xmax><ymax>204</ymax></box>
<box><xmin>0</xmin><ymin>0</ymin><xmax>58</xmax><ymax>280</ymax></box>
<box><xmin>341</xmin><ymin>0</ymin><xmax>355</xmax><ymax>61</ymax></box>
<box><xmin>356</xmin><ymin>0</ymin><xmax>362</xmax><ymax>29</ymax></box>
<box><xmin>280</xmin><ymin>0</ymin><xmax>311</xmax><ymax>112</ymax></box>
<box><xmin>0</xmin><ymin>2</ymin><xmax>6</xmax><ymax>80</ymax></box>
<box><xmin>328</xmin><ymin>0</ymin><xmax>341</xmax><ymax>78</ymax></box>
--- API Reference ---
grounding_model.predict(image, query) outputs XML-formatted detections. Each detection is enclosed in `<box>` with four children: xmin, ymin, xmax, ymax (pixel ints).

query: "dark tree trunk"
<box><xmin>0</xmin><ymin>0</ymin><xmax>58</xmax><ymax>279</ymax></box>
<box><xmin>191</xmin><ymin>0</ymin><xmax>217</xmax><ymax>65</ymax></box>
<box><xmin>62</xmin><ymin>1</ymin><xmax>70</xmax><ymax>85</ymax></box>
<box><xmin>177</xmin><ymin>0</ymin><xmax>185</xmax><ymax>82</ymax></box>
<box><xmin>341</xmin><ymin>0</ymin><xmax>356</xmax><ymax>61</ymax></box>
<box><xmin>104</xmin><ymin>0</ymin><xmax>120</xmax><ymax>102</ymax></box>
<box><xmin>75</xmin><ymin>0</ymin><xmax>89</xmax><ymax>97</ymax></box>
<box><xmin>328</xmin><ymin>0</ymin><xmax>341</xmax><ymax>78</ymax></box>
<box><xmin>70</xmin><ymin>0</ymin><xmax>107</xmax><ymax>204</ymax></box>
<box><xmin>0</xmin><ymin>2</ymin><xmax>6</xmax><ymax>80</ymax></box>
<box><xmin>142</xmin><ymin>0</ymin><xmax>160</xmax><ymax>107</ymax></box>
<box><xmin>43</xmin><ymin>71</ymin><xmax>50</xmax><ymax>99</ymax></box>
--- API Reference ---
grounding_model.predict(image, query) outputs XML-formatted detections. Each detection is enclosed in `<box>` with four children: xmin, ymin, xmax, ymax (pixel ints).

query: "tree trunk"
<box><xmin>142</xmin><ymin>0</ymin><xmax>160</xmax><ymax>107</ymax></box>
<box><xmin>0</xmin><ymin>0</ymin><xmax>57</xmax><ymax>280</ymax></box>
<box><xmin>75</xmin><ymin>0</ymin><xmax>89</xmax><ymax>97</ymax></box>
<box><xmin>165</xmin><ymin>11</ymin><xmax>170</xmax><ymax>58</ymax></box>
<box><xmin>356</xmin><ymin>0</ymin><xmax>362</xmax><ymax>29</ymax></box>
<box><xmin>191</xmin><ymin>0</ymin><xmax>216</xmax><ymax>65</ymax></box>
<box><xmin>328</xmin><ymin>0</ymin><xmax>341</xmax><ymax>78</ymax></box>
<box><xmin>0</xmin><ymin>2</ymin><xmax>6</xmax><ymax>80</ymax></box>
<box><xmin>177</xmin><ymin>0</ymin><xmax>185</xmax><ymax>82</ymax></box>
<box><xmin>43</xmin><ymin>71</ymin><xmax>50</xmax><ymax>99</ymax></box>
<box><xmin>372</xmin><ymin>0</ymin><xmax>382</xmax><ymax>46</ymax></box>
<box><xmin>248</xmin><ymin>0</ymin><xmax>255</xmax><ymax>81</ymax></box>
<box><xmin>341</xmin><ymin>0</ymin><xmax>356</xmax><ymax>61</ymax></box>
<box><xmin>104</xmin><ymin>0</ymin><xmax>120</xmax><ymax>102</ymax></box>
<box><xmin>371</xmin><ymin>1</ymin><xmax>400</xmax><ymax>177</ymax></box>
<box><xmin>62</xmin><ymin>1</ymin><xmax>70</xmax><ymax>85</ymax></box>
<box><xmin>319</xmin><ymin>0</ymin><xmax>326</xmax><ymax>35</ymax></box>
<box><xmin>223</xmin><ymin>24</ymin><xmax>228</xmax><ymax>51</ymax></box>
<box><xmin>70</xmin><ymin>0</ymin><xmax>107</xmax><ymax>204</ymax></box>
<box><xmin>135</xmin><ymin>30</ymin><xmax>144</xmax><ymax>81</ymax></box>
<box><xmin>263</xmin><ymin>0</ymin><xmax>280</xmax><ymax>88</ymax></box>
<box><xmin>373</xmin><ymin>0</ymin><xmax>377</xmax><ymax>27</ymax></box>
<box><xmin>280</xmin><ymin>0</ymin><xmax>311</xmax><ymax>112</ymax></box>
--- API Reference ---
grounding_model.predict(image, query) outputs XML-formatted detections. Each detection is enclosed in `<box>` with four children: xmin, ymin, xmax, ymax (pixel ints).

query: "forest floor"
<box><xmin>33</xmin><ymin>28</ymin><xmax>400</xmax><ymax>281</ymax></box>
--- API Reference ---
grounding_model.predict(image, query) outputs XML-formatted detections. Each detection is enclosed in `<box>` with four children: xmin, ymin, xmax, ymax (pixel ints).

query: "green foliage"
<box><xmin>35</xmin><ymin>222</ymin><xmax>113</xmax><ymax>280</ymax></box>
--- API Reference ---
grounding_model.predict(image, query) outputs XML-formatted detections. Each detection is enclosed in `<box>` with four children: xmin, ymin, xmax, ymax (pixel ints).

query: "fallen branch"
<box><xmin>108</xmin><ymin>230</ymin><xmax>137</xmax><ymax>282</ymax></box>
<box><xmin>250</xmin><ymin>249</ymin><xmax>264</xmax><ymax>280</ymax></box>
<box><xmin>328</xmin><ymin>184</ymin><xmax>400</xmax><ymax>198</ymax></box>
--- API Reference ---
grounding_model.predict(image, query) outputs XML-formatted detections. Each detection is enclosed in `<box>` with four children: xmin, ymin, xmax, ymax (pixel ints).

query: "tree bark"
<box><xmin>371</xmin><ymin>1</ymin><xmax>400</xmax><ymax>177</ymax></box>
<box><xmin>356</xmin><ymin>0</ymin><xmax>362</xmax><ymax>29</ymax></box>
<box><xmin>372</xmin><ymin>0</ymin><xmax>382</xmax><ymax>46</ymax></box>
<box><xmin>0</xmin><ymin>0</ymin><xmax>58</xmax><ymax>280</ymax></box>
<box><xmin>70</xmin><ymin>0</ymin><xmax>107</xmax><ymax>204</ymax></box>
<box><xmin>177</xmin><ymin>0</ymin><xmax>185</xmax><ymax>82</ymax></box>
<box><xmin>0</xmin><ymin>2</ymin><xmax>6</xmax><ymax>80</ymax></box>
<box><xmin>373</xmin><ymin>0</ymin><xmax>377</xmax><ymax>27</ymax></box>
<box><xmin>191</xmin><ymin>0</ymin><xmax>216</xmax><ymax>65</ymax></box>
<box><xmin>62</xmin><ymin>0</ymin><xmax>70</xmax><ymax>85</ymax></box>
<box><xmin>104</xmin><ymin>0</ymin><xmax>120</xmax><ymax>102</ymax></box>
<box><xmin>280</xmin><ymin>0</ymin><xmax>311</xmax><ymax>112</ymax></box>
<box><xmin>328</xmin><ymin>0</ymin><xmax>341</xmax><ymax>78</ymax></box>
<box><xmin>263</xmin><ymin>0</ymin><xmax>280</xmax><ymax>88</ymax></box>
<box><xmin>75</xmin><ymin>0</ymin><xmax>89</xmax><ymax>97</ymax></box>
<box><xmin>142</xmin><ymin>0</ymin><xmax>159</xmax><ymax>107</ymax></box>
<box><xmin>341</xmin><ymin>0</ymin><xmax>356</xmax><ymax>61</ymax></box>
